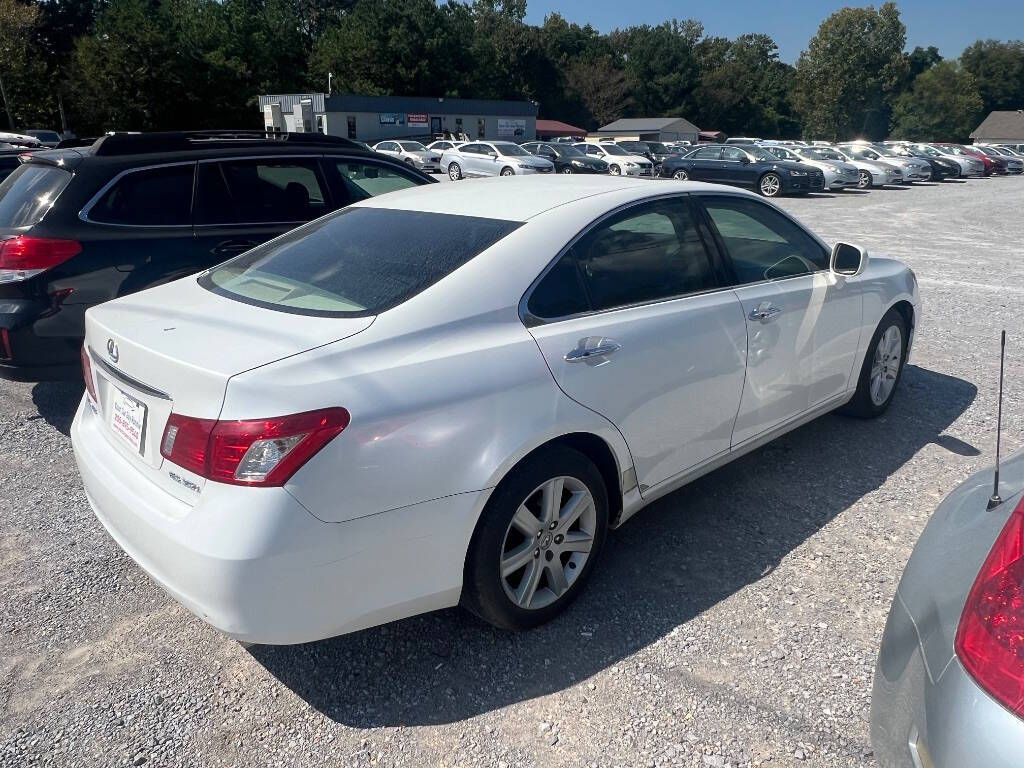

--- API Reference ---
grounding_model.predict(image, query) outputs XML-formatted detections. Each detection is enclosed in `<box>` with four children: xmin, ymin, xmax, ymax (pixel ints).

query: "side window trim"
<box><xmin>520</xmin><ymin>193</ymin><xmax>727</xmax><ymax>327</ymax></box>
<box><xmin>693</xmin><ymin>193</ymin><xmax>831</xmax><ymax>286</ymax></box>
<box><xmin>79</xmin><ymin>161</ymin><xmax>197</xmax><ymax>228</ymax></box>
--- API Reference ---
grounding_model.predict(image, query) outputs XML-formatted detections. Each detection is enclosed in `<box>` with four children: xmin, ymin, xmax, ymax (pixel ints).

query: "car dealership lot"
<box><xmin>2</xmin><ymin>177</ymin><xmax>1023</xmax><ymax>767</ymax></box>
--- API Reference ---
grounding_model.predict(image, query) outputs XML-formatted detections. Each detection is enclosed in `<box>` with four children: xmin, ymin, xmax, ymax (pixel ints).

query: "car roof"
<box><xmin>354</xmin><ymin>175</ymin><xmax>754</xmax><ymax>222</ymax></box>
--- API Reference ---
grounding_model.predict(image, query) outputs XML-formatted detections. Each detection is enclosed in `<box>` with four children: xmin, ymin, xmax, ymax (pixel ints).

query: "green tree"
<box><xmin>890</xmin><ymin>60</ymin><xmax>983</xmax><ymax>141</ymax></box>
<box><xmin>609</xmin><ymin>19</ymin><xmax>703</xmax><ymax>118</ymax></box>
<box><xmin>0</xmin><ymin>0</ymin><xmax>50</xmax><ymax>130</ymax></box>
<box><xmin>564</xmin><ymin>54</ymin><xmax>632</xmax><ymax>128</ymax></box>
<box><xmin>906</xmin><ymin>45</ymin><xmax>941</xmax><ymax>82</ymax></box>
<box><xmin>695</xmin><ymin>34</ymin><xmax>798</xmax><ymax>137</ymax></box>
<box><xmin>960</xmin><ymin>39</ymin><xmax>1024</xmax><ymax>114</ymax></box>
<box><xmin>793</xmin><ymin>2</ymin><xmax>908</xmax><ymax>140</ymax></box>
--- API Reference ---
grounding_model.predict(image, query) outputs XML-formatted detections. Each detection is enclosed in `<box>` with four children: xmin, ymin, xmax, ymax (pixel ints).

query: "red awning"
<box><xmin>536</xmin><ymin>119</ymin><xmax>587</xmax><ymax>137</ymax></box>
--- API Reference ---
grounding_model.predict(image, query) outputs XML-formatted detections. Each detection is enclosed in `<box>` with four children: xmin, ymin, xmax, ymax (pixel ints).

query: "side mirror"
<box><xmin>740</xmin><ymin>155</ymin><xmax>751</xmax><ymax>164</ymax></box>
<box><xmin>831</xmin><ymin>242</ymin><xmax>867</xmax><ymax>277</ymax></box>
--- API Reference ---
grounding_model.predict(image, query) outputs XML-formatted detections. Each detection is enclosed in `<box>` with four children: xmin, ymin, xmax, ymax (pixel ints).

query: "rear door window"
<box><xmin>87</xmin><ymin>164</ymin><xmax>195</xmax><ymax>226</ymax></box>
<box><xmin>200</xmin><ymin>207</ymin><xmax>521</xmax><ymax>317</ymax></box>
<box><xmin>0</xmin><ymin>164</ymin><xmax>73</xmax><ymax>227</ymax></box>
<box><xmin>195</xmin><ymin>158</ymin><xmax>328</xmax><ymax>225</ymax></box>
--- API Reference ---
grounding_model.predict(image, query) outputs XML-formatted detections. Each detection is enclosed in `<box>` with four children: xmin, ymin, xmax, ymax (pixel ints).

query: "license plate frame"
<box><xmin>109</xmin><ymin>388</ymin><xmax>148</xmax><ymax>455</ymax></box>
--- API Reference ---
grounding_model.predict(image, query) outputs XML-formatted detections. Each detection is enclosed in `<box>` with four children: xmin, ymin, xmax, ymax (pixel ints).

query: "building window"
<box><xmin>347</xmin><ymin>116</ymin><xmax>356</xmax><ymax>140</ymax></box>
<box><xmin>477</xmin><ymin>118</ymin><xmax>485</xmax><ymax>138</ymax></box>
<box><xmin>316</xmin><ymin>115</ymin><xmax>327</xmax><ymax>135</ymax></box>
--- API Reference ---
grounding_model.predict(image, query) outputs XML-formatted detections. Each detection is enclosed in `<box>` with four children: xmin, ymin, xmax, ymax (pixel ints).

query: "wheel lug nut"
<box><xmin>549</xmin><ymin>521</ymin><xmax>557</xmax><ymax>530</ymax></box>
<box><xmin>534</xmin><ymin>548</ymin><xmax>540</xmax><ymax>558</ymax></box>
<box><xmin>554</xmin><ymin>534</ymin><xmax>564</xmax><ymax>544</ymax></box>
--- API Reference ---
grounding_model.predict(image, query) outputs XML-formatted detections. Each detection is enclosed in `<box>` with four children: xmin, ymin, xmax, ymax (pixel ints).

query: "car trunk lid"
<box><xmin>83</xmin><ymin>276</ymin><xmax>373</xmax><ymax>503</ymax></box>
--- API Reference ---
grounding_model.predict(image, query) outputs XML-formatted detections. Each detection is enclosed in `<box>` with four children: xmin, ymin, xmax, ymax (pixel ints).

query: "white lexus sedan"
<box><xmin>72</xmin><ymin>177</ymin><xmax>919</xmax><ymax>644</ymax></box>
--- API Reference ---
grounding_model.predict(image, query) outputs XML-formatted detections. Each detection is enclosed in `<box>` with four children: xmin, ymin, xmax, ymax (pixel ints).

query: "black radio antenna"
<box><xmin>988</xmin><ymin>330</ymin><xmax>1006</xmax><ymax>511</ymax></box>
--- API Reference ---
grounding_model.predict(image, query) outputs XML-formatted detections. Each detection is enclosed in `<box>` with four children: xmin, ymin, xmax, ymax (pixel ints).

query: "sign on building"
<box><xmin>406</xmin><ymin>113</ymin><xmax>429</xmax><ymax>127</ymax></box>
<box><xmin>497</xmin><ymin>119</ymin><xmax>526</xmax><ymax>138</ymax></box>
<box><xmin>379</xmin><ymin>113</ymin><xmax>405</xmax><ymax>125</ymax></box>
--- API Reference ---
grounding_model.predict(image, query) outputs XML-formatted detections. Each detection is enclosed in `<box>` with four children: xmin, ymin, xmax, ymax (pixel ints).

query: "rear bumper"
<box><xmin>0</xmin><ymin>296</ymin><xmax>84</xmax><ymax>381</ymax></box>
<box><xmin>871</xmin><ymin>593</ymin><xmax>1024</xmax><ymax>767</ymax></box>
<box><xmin>71</xmin><ymin>397</ymin><xmax>475</xmax><ymax>644</ymax></box>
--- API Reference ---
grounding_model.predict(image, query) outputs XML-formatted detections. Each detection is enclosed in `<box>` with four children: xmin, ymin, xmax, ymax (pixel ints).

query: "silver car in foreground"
<box><xmin>872</xmin><ymin>450</ymin><xmax>1024</xmax><ymax>766</ymax></box>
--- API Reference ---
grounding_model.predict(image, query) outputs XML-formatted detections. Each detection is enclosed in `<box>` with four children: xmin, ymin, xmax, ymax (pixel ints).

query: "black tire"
<box><xmin>609</xmin><ymin>164</ymin><xmax>621</xmax><ymax>176</ymax></box>
<box><xmin>560</xmin><ymin>166</ymin><xmax>574</xmax><ymax>174</ymax></box>
<box><xmin>462</xmin><ymin>446</ymin><xmax>609</xmax><ymax>631</ymax></box>
<box><xmin>448</xmin><ymin>162</ymin><xmax>463</xmax><ymax>181</ymax></box>
<box><xmin>673</xmin><ymin>169</ymin><xmax>689</xmax><ymax>180</ymax></box>
<box><xmin>500</xmin><ymin>166</ymin><xmax>515</xmax><ymax>177</ymax></box>
<box><xmin>840</xmin><ymin>308</ymin><xmax>908</xmax><ymax>419</ymax></box>
<box><xmin>858</xmin><ymin>169</ymin><xmax>873</xmax><ymax>189</ymax></box>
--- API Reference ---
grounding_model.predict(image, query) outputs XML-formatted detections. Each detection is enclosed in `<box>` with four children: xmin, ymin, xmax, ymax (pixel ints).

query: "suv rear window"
<box><xmin>0</xmin><ymin>164</ymin><xmax>73</xmax><ymax>227</ymax></box>
<box><xmin>200</xmin><ymin>207</ymin><xmax>521</xmax><ymax>317</ymax></box>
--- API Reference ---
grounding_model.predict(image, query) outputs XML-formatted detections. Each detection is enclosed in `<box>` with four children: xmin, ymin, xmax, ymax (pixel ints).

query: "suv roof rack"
<box><xmin>92</xmin><ymin>130</ymin><xmax>365</xmax><ymax>157</ymax></box>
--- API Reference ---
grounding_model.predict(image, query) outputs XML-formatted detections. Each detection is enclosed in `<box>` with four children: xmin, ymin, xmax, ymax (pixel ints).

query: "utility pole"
<box><xmin>0</xmin><ymin>72</ymin><xmax>14</xmax><ymax>131</ymax></box>
<box><xmin>57</xmin><ymin>92</ymin><xmax>68</xmax><ymax>135</ymax></box>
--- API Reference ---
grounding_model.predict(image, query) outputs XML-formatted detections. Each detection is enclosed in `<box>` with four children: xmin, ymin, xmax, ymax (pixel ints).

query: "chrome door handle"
<box><xmin>565</xmin><ymin>337</ymin><xmax>621</xmax><ymax>364</ymax></box>
<box><xmin>749</xmin><ymin>305</ymin><xmax>782</xmax><ymax>323</ymax></box>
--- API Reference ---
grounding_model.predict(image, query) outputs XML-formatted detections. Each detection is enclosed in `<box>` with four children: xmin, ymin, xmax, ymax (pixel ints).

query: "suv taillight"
<box><xmin>955</xmin><ymin>496</ymin><xmax>1024</xmax><ymax>718</ymax></box>
<box><xmin>160</xmin><ymin>408</ymin><xmax>350</xmax><ymax>487</ymax></box>
<box><xmin>0</xmin><ymin>236</ymin><xmax>82</xmax><ymax>284</ymax></box>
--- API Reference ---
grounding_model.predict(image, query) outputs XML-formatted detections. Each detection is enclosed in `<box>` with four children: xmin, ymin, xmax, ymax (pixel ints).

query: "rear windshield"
<box><xmin>0</xmin><ymin>164</ymin><xmax>73</xmax><ymax>227</ymax></box>
<box><xmin>199</xmin><ymin>207</ymin><xmax>521</xmax><ymax>317</ymax></box>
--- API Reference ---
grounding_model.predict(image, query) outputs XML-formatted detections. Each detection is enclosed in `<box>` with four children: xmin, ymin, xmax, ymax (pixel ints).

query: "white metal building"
<box><xmin>257</xmin><ymin>93</ymin><xmax>538</xmax><ymax>143</ymax></box>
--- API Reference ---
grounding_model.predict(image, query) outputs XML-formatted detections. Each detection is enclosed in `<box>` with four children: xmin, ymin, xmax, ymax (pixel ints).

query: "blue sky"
<box><xmin>523</xmin><ymin>0</ymin><xmax>1022</xmax><ymax>63</ymax></box>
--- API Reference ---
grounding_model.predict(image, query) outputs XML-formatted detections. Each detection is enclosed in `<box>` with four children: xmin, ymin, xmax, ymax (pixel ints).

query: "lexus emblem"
<box><xmin>106</xmin><ymin>339</ymin><xmax>119</xmax><ymax>363</ymax></box>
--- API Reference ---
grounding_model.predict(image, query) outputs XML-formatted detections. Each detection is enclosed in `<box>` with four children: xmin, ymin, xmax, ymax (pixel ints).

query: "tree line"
<box><xmin>1</xmin><ymin>0</ymin><xmax>1022</xmax><ymax>142</ymax></box>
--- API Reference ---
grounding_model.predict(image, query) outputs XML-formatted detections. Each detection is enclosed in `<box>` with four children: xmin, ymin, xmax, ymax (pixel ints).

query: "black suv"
<box><xmin>0</xmin><ymin>131</ymin><xmax>435</xmax><ymax>381</ymax></box>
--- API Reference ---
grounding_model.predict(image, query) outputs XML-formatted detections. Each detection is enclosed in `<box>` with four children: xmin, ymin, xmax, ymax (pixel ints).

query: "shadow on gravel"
<box><xmin>251</xmin><ymin>363</ymin><xmax>976</xmax><ymax>727</ymax></box>
<box><xmin>30</xmin><ymin>381</ymin><xmax>83</xmax><ymax>436</ymax></box>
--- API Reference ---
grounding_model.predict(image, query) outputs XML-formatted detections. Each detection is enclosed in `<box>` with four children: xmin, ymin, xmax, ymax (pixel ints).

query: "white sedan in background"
<box><xmin>72</xmin><ymin>176</ymin><xmax>918</xmax><ymax>644</ymax></box>
<box><xmin>441</xmin><ymin>141</ymin><xmax>553</xmax><ymax>179</ymax></box>
<box><xmin>573</xmin><ymin>142</ymin><xmax>654</xmax><ymax>176</ymax></box>
<box><xmin>372</xmin><ymin>140</ymin><xmax>441</xmax><ymax>172</ymax></box>
<box><xmin>426</xmin><ymin>139</ymin><xmax>463</xmax><ymax>153</ymax></box>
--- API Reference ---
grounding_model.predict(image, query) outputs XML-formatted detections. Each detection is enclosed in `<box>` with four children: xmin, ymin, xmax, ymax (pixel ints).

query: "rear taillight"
<box><xmin>0</xmin><ymin>236</ymin><xmax>82</xmax><ymax>284</ymax></box>
<box><xmin>955</xmin><ymin>496</ymin><xmax>1024</xmax><ymax>718</ymax></box>
<box><xmin>80</xmin><ymin>346</ymin><xmax>98</xmax><ymax>402</ymax></box>
<box><xmin>160</xmin><ymin>408</ymin><xmax>350</xmax><ymax>487</ymax></box>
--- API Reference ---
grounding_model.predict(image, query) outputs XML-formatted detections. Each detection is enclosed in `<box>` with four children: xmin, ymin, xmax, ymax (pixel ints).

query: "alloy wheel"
<box><xmin>858</xmin><ymin>170</ymin><xmax>871</xmax><ymax>189</ymax></box>
<box><xmin>869</xmin><ymin>325</ymin><xmax>903</xmax><ymax>406</ymax></box>
<box><xmin>673</xmin><ymin>170</ymin><xmax>688</xmax><ymax>180</ymax></box>
<box><xmin>609</xmin><ymin>164</ymin><xmax>621</xmax><ymax>175</ymax></box>
<box><xmin>561</xmin><ymin>167</ymin><xmax>574</xmax><ymax>174</ymax></box>
<box><xmin>759</xmin><ymin>173</ymin><xmax>781</xmax><ymax>197</ymax></box>
<box><xmin>500</xmin><ymin>167</ymin><xmax>515</xmax><ymax>177</ymax></box>
<box><xmin>448</xmin><ymin>163</ymin><xmax>462</xmax><ymax>181</ymax></box>
<box><xmin>499</xmin><ymin>476</ymin><xmax>597</xmax><ymax>611</ymax></box>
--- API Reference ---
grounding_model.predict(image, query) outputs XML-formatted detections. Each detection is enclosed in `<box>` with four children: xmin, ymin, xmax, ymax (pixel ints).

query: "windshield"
<box><xmin>799</xmin><ymin>148</ymin><xmax>841</xmax><ymax>161</ymax></box>
<box><xmin>603</xmin><ymin>145</ymin><xmax>631</xmax><ymax>156</ymax></box>
<box><xmin>399</xmin><ymin>142</ymin><xmax>426</xmax><ymax>152</ymax></box>
<box><xmin>869</xmin><ymin>145</ymin><xmax>898</xmax><ymax>157</ymax></box>
<box><xmin>201</xmin><ymin>208</ymin><xmax>521</xmax><ymax>317</ymax></box>
<box><xmin>940</xmin><ymin>145</ymin><xmax>966</xmax><ymax>155</ymax></box>
<box><xmin>646</xmin><ymin>142</ymin><xmax>670</xmax><ymax>153</ymax></box>
<box><xmin>494</xmin><ymin>143</ymin><xmax>530</xmax><ymax>157</ymax></box>
<box><xmin>28</xmin><ymin>131</ymin><xmax>60</xmax><ymax>142</ymax></box>
<box><xmin>552</xmin><ymin>144</ymin><xmax>584</xmax><ymax>157</ymax></box>
<box><xmin>974</xmin><ymin>146</ymin><xmax>998</xmax><ymax>156</ymax></box>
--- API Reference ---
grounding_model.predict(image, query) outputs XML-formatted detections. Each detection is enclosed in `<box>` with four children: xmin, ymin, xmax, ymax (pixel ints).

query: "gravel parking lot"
<box><xmin>2</xmin><ymin>175</ymin><xmax>1023</xmax><ymax>768</ymax></box>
